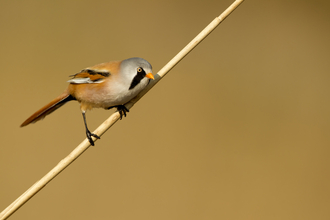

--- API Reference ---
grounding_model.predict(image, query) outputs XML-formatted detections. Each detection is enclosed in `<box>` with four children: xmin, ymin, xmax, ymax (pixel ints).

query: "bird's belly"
<box><xmin>74</xmin><ymin>79</ymin><xmax>148</xmax><ymax>109</ymax></box>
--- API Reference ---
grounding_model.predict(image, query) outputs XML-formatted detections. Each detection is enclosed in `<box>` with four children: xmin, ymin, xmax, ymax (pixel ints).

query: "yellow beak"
<box><xmin>145</xmin><ymin>73</ymin><xmax>154</xmax><ymax>80</ymax></box>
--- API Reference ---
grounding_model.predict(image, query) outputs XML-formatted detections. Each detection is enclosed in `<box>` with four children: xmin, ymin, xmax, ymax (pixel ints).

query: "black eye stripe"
<box><xmin>129</xmin><ymin>67</ymin><xmax>147</xmax><ymax>90</ymax></box>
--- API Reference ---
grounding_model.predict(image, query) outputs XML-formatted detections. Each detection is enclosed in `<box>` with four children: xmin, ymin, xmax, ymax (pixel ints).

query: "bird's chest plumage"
<box><xmin>103</xmin><ymin>76</ymin><xmax>149</xmax><ymax>106</ymax></box>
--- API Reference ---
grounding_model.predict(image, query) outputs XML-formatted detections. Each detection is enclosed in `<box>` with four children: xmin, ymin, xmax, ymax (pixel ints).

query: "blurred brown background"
<box><xmin>1</xmin><ymin>0</ymin><xmax>330</xmax><ymax>219</ymax></box>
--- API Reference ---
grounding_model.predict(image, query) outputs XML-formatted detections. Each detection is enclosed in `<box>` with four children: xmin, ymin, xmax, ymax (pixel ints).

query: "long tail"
<box><xmin>20</xmin><ymin>90</ymin><xmax>76</xmax><ymax>127</ymax></box>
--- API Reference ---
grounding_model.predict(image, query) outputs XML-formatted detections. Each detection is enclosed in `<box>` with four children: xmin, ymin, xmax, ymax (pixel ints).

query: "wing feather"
<box><xmin>68</xmin><ymin>69</ymin><xmax>110</xmax><ymax>84</ymax></box>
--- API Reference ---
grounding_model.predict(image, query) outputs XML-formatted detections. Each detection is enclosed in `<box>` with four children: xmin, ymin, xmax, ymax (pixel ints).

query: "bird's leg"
<box><xmin>106</xmin><ymin>105</ymin><xmax>129</xmax><ymax>120</ymax></box>
<box><xmin>82</xmin><ymin>111</ymin><xmax>100</xmax><ymax>146</ymax></box>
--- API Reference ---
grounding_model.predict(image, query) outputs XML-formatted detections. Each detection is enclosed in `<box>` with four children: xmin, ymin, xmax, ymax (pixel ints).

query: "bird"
<box><xmin>20</xmin><ymin>57</ymin><xmax>154</xmax><ymax>146</ymax></box>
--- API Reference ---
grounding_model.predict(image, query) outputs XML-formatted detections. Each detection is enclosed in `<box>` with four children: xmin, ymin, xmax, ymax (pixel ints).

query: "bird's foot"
<box><xmin>86</xmin><ymin>129</ymin><xmax>100</xmax><ymax>146</ymax></box>
<box><xmin>116</xmin><ymin>105</ymin><xmax>129</xmax><ymax>119</ymax></box>
<box><xmin>106</xmin><ymin>105</ymin><xmax>129</xmax><ymax>120</ymax></box>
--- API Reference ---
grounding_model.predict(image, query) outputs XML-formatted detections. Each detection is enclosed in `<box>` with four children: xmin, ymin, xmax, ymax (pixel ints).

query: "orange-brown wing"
<box><xmin>68</xmin><ymin>61</ymin><xmax>121</xmax><ymax>84</ymax></box>
<box><xmin>68</xmin><ymin>69</ymin><xmax>110</xmax><ymax>84</ymax></box>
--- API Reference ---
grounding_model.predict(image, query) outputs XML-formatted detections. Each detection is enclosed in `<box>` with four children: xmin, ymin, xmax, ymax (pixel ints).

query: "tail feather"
<box><xmin>20</xmin><ymin>91</ymin><xmax>76</xmax><ymax>127</ymax></box>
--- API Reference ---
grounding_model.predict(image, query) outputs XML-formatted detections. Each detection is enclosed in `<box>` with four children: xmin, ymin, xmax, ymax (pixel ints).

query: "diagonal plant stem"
<box><xmin>0</xmin><ymin>0</ymin><xmax>244</xmax><ymax>219</ymax></box>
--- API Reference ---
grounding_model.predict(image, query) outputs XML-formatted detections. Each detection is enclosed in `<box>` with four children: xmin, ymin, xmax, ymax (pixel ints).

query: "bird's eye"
<box><xmin>137</xmin><ymin>67</ymin><xmax>143</xmax><ymax>73</ymax></box>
